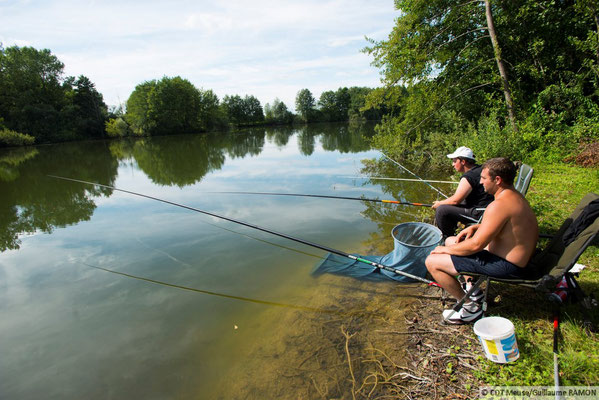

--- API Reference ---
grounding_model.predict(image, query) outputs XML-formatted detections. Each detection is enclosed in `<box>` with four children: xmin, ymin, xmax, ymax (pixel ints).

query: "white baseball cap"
<box><xmin>446</xmin><ymin>146</ymin><xmax>475</xmax><ymax>160</ymax></box>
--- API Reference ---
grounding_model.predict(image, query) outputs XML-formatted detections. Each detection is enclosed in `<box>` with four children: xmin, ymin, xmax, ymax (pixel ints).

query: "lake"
<box><xmin>0</xmin><ymin>123</ymin><xmax>451</xmax><ymax>399</ymax></box>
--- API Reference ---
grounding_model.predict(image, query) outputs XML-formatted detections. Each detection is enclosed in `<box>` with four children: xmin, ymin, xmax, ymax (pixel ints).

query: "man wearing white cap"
<box><xmin>432</xmin><ymin>146</ymin><xmax>494</xmax><ymax>237</ymax></box>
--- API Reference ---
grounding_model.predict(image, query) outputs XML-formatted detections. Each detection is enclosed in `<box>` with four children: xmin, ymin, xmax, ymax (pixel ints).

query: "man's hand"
<box><xmin>456</xmin><ymin>224</ymin><xmax>479</xmax><ymax>242</ymax></box>
<box><xmin>430</xmin><ymin>245</ymin><xmax>450</xmax><ymax>255</ymax></box>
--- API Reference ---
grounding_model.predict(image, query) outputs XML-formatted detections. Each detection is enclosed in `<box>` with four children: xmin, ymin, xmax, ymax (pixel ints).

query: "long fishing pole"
<box><xmin>48</xmin><ymin>175</ymin><xmax>440</xmax><ymax>286</ymax></box>
<box><xmin>381</xmin><ymin>152</ymin><xmax>449</xmax><ymax>198</ymax></box>
<box><xmin>211</xmin><ymin>191</ymin><xmax>432</xmax><ymax>207</ymax></box>
<box><xmin>338</xmin><ymin>176</ymin><xmax>459</xmax><ymax>184</ymax></box>
<box><xmin>80</xmin><ymin>262</ymin><xmax>344</xmax><ymax>315</ymax></box>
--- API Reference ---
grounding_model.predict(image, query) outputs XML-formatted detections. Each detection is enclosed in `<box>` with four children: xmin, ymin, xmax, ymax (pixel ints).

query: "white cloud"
<box><xmin>0</xmin><ymin>0</ymin><xmax>399</xmax><ymax>110</ymax></box>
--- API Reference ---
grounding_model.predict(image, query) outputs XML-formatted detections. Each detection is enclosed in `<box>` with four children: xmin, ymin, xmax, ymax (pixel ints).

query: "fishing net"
<box><xmin>312</xmin><ymin>222</ymin><xmax>443</xmax><ymax>282</ymax></box>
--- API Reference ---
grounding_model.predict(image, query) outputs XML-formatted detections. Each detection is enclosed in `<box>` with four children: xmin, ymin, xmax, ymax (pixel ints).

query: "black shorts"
<box><xmin>451</xmin><ymin>250</ymin><xmax>529</xmax><ymax>279</ymax></box>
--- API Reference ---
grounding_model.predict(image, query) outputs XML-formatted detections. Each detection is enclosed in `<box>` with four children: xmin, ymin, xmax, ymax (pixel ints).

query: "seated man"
<box><xmin>432</xmin><ymin>146</ymin><xmax>494</xmax><ymax>237</ymax></box>
<box><xmin>425</xmin><ymin>157</ymin><xmax>539</xmax><ymax>324</ymax></box>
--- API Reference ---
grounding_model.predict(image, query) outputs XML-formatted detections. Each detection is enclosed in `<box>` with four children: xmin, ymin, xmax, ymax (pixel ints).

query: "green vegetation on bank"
<box><xmin>0</xmin><ymin>46</ymin><xmax>108</xmax><ymax>146</ymax></box>
<box><xmin>365</xmin><ymin>0</ymin><xmax>599</xmax><ymax>168</ymax></box>
<box><xmin>0</xmin><ymin>43</ymin><xmax>383</xmax><ymax>145</ymax></box>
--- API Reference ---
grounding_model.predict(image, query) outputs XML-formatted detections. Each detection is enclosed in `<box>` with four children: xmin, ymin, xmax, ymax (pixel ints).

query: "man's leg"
<box><xmin>425</xmin><ymin>253</ymin><xmax>465</xmax><ymax>300</ymax></box>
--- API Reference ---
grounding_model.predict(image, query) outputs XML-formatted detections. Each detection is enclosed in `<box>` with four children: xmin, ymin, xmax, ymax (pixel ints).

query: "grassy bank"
<box><xmin>473</xmin><ymin>162</ymin><xmax>599</xmax><ymax>386</ymax></box>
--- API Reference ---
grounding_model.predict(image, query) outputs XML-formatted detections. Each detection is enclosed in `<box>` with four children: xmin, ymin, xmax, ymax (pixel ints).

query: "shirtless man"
<box><xmin>425</xmin><ymin>157</ymin><xmax>538</xmax><ymax>324</ymax></box>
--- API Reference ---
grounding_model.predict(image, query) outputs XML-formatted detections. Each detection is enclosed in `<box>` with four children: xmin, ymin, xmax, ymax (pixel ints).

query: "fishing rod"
<box><xmin>211</xmin><ymin>191</ymin><xmax>432</xmax><ymax>207</ymax></box>
<box><xmin>338</xmin><ymin>176</ymin><xmax>459</xmax><ymax>184</ymax></box>
<box><xmin>381</xmin><ymin>152</ymin><xmax>449</xmax><ymax>198</ymax></box>
<box><xmin>80</xmin><ymin>262</ymin><xmax>344</xmax><ymax>315</ymax></box>
<box><xmin>48</xmin><ymin>175</ymin><xmax>439</xmax><ymax>286</ymax></box>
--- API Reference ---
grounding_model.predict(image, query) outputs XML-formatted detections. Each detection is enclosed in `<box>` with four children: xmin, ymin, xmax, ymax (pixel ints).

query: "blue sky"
<box><xmin>0</xmin><ymin>0</ymin><xmax>399</xmax><ymax>111</ymax></box>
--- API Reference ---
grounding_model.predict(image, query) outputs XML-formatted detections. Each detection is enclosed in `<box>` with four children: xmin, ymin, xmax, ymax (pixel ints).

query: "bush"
<box><xmin>0</xmin><ymin>128</ymin><xmax>35</xmax><ymax>147</ymax></box>
<box><xmin>105</xmin><ymin>117</ymin><xmax>130</xmax><ymax>138</ymax></box>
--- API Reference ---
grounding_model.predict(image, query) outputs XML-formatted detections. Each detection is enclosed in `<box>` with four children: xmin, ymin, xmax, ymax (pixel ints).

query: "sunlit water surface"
<box><xmin>0</xmin><ymin>124</ymin><xmax>450</xmax><ymax>399</ymax></box>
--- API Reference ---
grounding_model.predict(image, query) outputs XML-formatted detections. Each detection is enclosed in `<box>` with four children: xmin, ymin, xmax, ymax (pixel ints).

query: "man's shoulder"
<box><xmin>462</xmin><ymin>164</ymin><xmax>482</xmax><ymax>179</ymax></box>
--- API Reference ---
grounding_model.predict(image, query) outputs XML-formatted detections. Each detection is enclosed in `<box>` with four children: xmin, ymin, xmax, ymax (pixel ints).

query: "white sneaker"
<box><xmin>462</xmin><ymin>281</ymin><xmax>484</xmax><ymax>303</ymax></box>
<box><xmin>442</xmin><ymin>302</ymin><xmax>483</xmax><ymax>325</ymax></box>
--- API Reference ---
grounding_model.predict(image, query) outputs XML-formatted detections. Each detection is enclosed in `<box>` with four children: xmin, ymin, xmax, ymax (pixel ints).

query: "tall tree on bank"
<box><xmin>0</xmin><ymin>45</ymin><xmax>107</xmax><ymax>142</ymax></box>
<box><xmin>125</xmin><ymin>77</ymin><xmax>221</xmax><ymax>135</ymax></box>
<box><xmin>295</xmin><ymin>89</ymin><xmax>315</xmax><ymax>122</ymax></box>
<box><xmin>484</xmin><ymin>0</ymin><xmax>516</xmax><ymax>131</ymax></box>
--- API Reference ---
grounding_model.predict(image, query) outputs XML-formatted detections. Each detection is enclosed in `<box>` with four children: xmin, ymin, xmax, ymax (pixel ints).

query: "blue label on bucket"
<box><xmin>500</xmin><ymin>334</ymin><xmax>519</xmax><ymax>362</ymax></box>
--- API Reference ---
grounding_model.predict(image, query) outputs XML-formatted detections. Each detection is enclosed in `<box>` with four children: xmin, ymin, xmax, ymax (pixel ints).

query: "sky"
<box><xmin>0</xmin><ymin>0</ymin><xmax>399</xmax><ymax>111</ymax></box>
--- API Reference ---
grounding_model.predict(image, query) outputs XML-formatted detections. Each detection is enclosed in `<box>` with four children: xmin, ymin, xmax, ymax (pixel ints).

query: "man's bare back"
<box><xmin>481</xmin><ymin>188</ymin><xmax>538</xmax><ymax>267</ymax></box>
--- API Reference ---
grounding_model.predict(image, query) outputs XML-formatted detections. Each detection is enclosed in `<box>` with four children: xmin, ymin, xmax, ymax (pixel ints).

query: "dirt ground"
<box><xmin>212</xmin><ymin>274</ymin><xmax>484</xmax><ymax>400</ymax></box>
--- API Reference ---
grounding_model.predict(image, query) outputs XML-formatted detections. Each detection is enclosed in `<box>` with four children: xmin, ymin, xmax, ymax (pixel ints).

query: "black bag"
<box><xmin>563</xmin><ymin>199</ymin><xmax>599</xmax><ymax>246</ymax></box>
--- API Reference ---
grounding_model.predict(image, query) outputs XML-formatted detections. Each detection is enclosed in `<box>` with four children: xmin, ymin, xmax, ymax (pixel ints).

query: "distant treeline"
<box><xmin>0</xmin><ymin>44</ymin><xmax>385</xmax><ymax>146</ymax></box>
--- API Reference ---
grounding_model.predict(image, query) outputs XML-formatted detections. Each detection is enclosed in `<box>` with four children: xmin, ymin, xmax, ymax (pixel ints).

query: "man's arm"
<box><xmin>430</xmin><ymin>201</ymin><xmax>509</xmax><ymax>256</ymax></box>
<box><xmin>432</xmin><ymin>178</ymin><xmax>472</xmax><ymax>209</ymax></box>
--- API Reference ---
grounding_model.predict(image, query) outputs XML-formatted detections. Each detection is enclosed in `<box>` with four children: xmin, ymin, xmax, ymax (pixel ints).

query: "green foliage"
<box><xmin>295</xmin><ymin>89</ymin><xmax>316</xmax><ymax>122</ymax></box>
<box><xmin>365</xmin><ymin>0</ymin><xmax>599</xmax><ymax>165</ymax></box>
<box><xmin>125</xmin><ymin>77</ymin><xmax>225</xmax><ymax>136</ymax></box>
<box><xmin>105</xmin><ymin>117</ymin><xmax>130</xmax><ymax>138</ymax></box>
<box><xmin>0</xmin><ymin>45</ymin><xmax>108</xmax><ymax>142</ymax></box>
<box><xmin>146</xmin><ymin>76</ymin><xmax>204</xmax><ymax>135</ymax></box>
<box><xmin>221</xmin><ymin>94</ymin><xmax>264</xmax><ymax>126</ymax></box>
<box><xmin>0</xmin><ymin>128</ymin><xmax>35</xmax><ymax>147</ymax></box>
<box><xmin>264</xmin><ymin>98</ymin><xmax>293</xmax><ymax>125</ymax></box>
<box><xmin>125</xmin><ymin>80</ymin><xmax>157</xmax><ymax>135</ymax></box>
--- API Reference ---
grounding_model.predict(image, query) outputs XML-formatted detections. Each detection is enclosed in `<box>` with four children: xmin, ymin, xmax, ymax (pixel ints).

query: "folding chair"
<box><xmin>446</xmin><ymin>193</ymin><xmax>599</xmax><ymax>322</ymax></box>
<box><xmin>514</xmin><ymin>163</ymin><xmax>534</xmax><ymax>195</ymax></box>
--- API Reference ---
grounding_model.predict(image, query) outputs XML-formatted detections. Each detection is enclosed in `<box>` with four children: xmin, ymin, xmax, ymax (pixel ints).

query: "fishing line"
<box><xmin>338</xmin><ymin>176</ymin><xmax>458</xmax><ymax>184</ymax></box>
<box><xmin>49</xmin><ymin>175</ymin><xmax>438</xmax><ymax>285</ymax></box>
<box><xmin>381</xmin><ymin>152</ymin><xmax>449</xmax><ymax>198</ymax></box>
<box><xmin>80</xmin><ymin>262</ymin><xmax>345</xmax><ymax>315</ymax></box>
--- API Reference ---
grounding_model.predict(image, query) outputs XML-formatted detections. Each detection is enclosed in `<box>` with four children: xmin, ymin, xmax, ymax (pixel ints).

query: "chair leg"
<box><xmin>443</xmin><ymin>275</ymin><xmax>486</xmax><ymax>322</ymax></box>
<box><xmin>481</xmin><ymin>277</ymin><xmax>490</xmax><ymax>315</ymax></box>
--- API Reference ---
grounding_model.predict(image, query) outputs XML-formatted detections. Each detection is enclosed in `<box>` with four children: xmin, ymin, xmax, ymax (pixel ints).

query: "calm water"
<box><xmin>0</xmin><ymin>123</ymin><xmax>450</xmax><ymax>399</ymax></box>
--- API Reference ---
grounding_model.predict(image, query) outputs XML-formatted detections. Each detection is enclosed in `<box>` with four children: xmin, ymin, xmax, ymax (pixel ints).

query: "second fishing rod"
<box><xmin>211</xmin><ymin>191</ymin><xmax>433</xmax><ymax>207</ymax></box>
<box><xmin>48</xmin><ymin>175</ymin><xmax>439</xmax><ymax>286</ymax></box>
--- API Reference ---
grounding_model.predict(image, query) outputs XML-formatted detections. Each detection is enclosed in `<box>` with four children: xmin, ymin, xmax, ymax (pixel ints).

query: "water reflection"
<box><xmin>0</xmin><ymin>122</ymin><xmax>378</xmax><ymax>253</ymax></box>
<box><xmin>0</xmin><ymin>142</ymin><xmax>116</xmax><ymax>251</ymax></box>
<box><xmin>0</xmin><ymin>122</ymin><xmax>432</xmax><ymax>399</ymax></box>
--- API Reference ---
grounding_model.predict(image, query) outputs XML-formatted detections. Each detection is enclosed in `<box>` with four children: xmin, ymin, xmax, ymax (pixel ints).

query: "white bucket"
<box><xmin>473</xmin><ymin>316</ymin><xmax>519</xmax><ymax>363</ymax></box>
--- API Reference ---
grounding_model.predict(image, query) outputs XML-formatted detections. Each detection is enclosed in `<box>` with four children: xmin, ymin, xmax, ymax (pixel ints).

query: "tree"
<box><xmin>221</xmin><ymin>95</ymin><xmax>264</xmax><ymax>126</ymax></box>
<box><xmin>365</xmin><ymin>0</ymin><xmax>599</xmax><ymax>145</ymax></box>
<box><xmin>0</xmin><ymin>46</ymin><xmax>65</xmax><ymax>141</ymax></box>
<box><xmin>197</xmin><ymin>89</ymin><xmax>223</xmax><ymax>130</ymax></box>
<box><xmin>265</xmin><ymin>98</ymin><xmax>293</xmax><ymax>124</ymax></box>
<box><xmin>146</xmin><ymin>76</ymin><xmax>203</xmax><ymax>135</ymax></box>
<box><xmin>295</xmin><ymin>89</ymin><xmax>315</xmax><ymax>122</ymax></box>
<box><xmin>125</xmin><ymin>80</ymin><xmax>157</xmax><ymax>135</ymax></box>
<box><xmin>318</xmin><ymin>91</ymin><xmax>337</xmax><ymax>121</ymax></box>
<box><xmin>484</xmin><ymin>0</ymin><xmax>516</xmax><ymax>131</ymax></box>
<box><xmin>62</xmin><ymin>75</ymin><xmax>108</xmax><ymax>138</ymax></box>
<box><xmin>242</xmin><ymin>95</ymin><xmax>264</xmax><ymax>124</ymax></box>
<box><xmin>221</xmin><ymin>95</ymin><xmax>245</xmax><ymax>125</ymax></box>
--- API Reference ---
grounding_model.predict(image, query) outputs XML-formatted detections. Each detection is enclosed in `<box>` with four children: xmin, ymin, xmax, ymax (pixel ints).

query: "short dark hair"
<box><xmin>482</xmin><ymin>157</ymin><xmax>517</xmax><ymax>185</ymax></box>
<box><xmin>458</xmin><ymin>157</ymin><xmax>476</xmax><ymax>167</ymax></box>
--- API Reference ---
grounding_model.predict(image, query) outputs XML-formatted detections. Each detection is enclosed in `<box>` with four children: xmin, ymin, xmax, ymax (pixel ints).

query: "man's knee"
<box><xmin>425</xmin><ymin>253</ymin><xmax>440</xmax><ymax>273</ymax></box>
